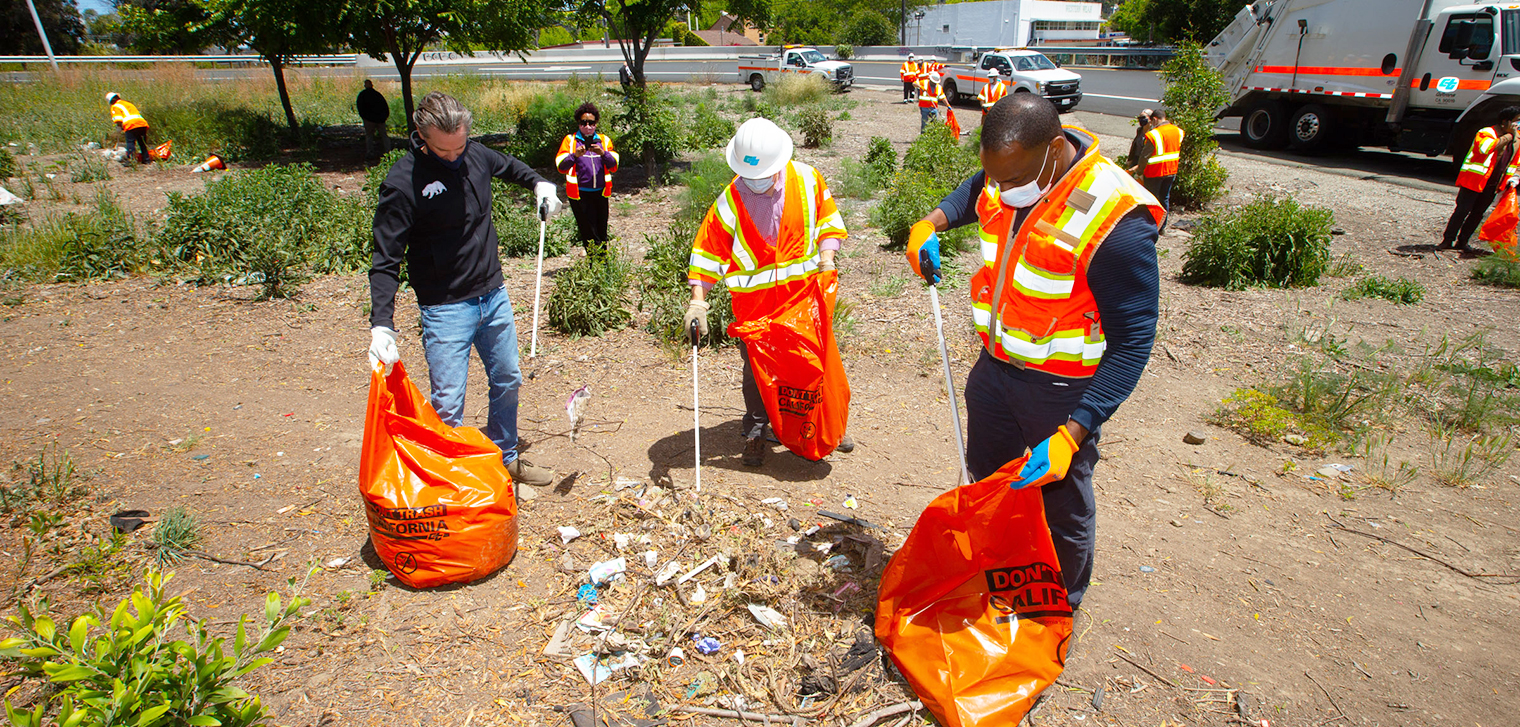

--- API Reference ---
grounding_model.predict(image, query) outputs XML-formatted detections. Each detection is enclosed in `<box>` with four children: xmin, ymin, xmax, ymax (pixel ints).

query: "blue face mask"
<box><xmin>430</xmin><ymin>148</ymin><xmax>465</xmax><ymax>170</ymax></box>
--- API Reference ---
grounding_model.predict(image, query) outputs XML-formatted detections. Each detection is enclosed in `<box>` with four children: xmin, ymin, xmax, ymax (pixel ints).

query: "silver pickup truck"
<box><xmin>738</xmin><ymin>47</ymin><xmax>854</xmax><ymax>92</ymax></box>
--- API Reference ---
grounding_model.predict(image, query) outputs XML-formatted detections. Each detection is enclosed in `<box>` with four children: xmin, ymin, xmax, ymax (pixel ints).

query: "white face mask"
<box><xmin>742</xmin><ymin>175</ymin><xmax>776</xmax><ymax>194</ymax></box>
<box><xmin>998</xmin><ymin>144</ymin><xmax>1055</xmax><ymax>209</ymax></box>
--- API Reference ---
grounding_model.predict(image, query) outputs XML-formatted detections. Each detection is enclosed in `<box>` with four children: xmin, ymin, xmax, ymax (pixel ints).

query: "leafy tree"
<box><xmin>576</xmin><ymin>0</ymin><xmax>696</xmax><ymax>88</ymax></box>
<box><xmin>197</xmin><ymin>0</ymin><xmax>348</xmax><ymax>131</ymax></box>
<box><xmin>1108</xmin><ymin>0</ymin><xmax>1247</xmax><ymax>44</ymax></box>
<box><xmin>1</xmin><ymin>0</ymin><xmax>85</xmax><ymax>55</ymax></box>
<box><xmin>769</xmin><ymin>0</ymin><xmax>835</xmax><ymax>44</ymax></box>
<box><xmin>348</xmin><ymin>0</ymin><xmax>548</xmax><ymax>130</ymax></box>
<box><xmin>839</xmin><ymin>8</ymin><xmax>892</xmax><ymax>46</ymax></box>
<box><xmin>116</xmin><ymin>0</ymin><xmax>211</xmax><ymax>53</ymax></box>
<box><xmin>81</xmin><ymin>9</ymin><xmax>122</xmax><ymax>47</ymax></box>
<box><xmin>1159</xmin><ymin>41</ymin><xmax>1229</xmax><ymax>208</ymax></box>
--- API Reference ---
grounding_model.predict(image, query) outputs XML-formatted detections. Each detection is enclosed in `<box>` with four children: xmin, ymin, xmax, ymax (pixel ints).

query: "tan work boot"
<box><xmin>508</xmin><ymin>457</ymin><xmax>554</xmax><ymax>486</ymax></box>
<box><xmin>742</xmin><ymin>437</ymin><xmax>766</xmax><ymax>467</ymax></box>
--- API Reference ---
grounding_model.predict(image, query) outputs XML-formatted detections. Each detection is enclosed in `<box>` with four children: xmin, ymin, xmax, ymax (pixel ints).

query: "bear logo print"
<box><xmin>422</xmin><ymin>181</ymin><xmax>447</xmax><ymax>199</ymax></box>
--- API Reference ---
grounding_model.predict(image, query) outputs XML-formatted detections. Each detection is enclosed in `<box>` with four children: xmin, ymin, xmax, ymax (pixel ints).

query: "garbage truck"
<box><xmin>1206</xmin><ymin>0</ymin><xmax>1520</xmax><ymax>160</ymax></box>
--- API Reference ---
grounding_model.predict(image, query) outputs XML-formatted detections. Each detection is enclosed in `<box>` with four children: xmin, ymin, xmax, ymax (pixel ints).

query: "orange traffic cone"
<box><xmin>191</xmin><ymin>154</ymin><xmax>226</xmax><ymax>173</ymax></box>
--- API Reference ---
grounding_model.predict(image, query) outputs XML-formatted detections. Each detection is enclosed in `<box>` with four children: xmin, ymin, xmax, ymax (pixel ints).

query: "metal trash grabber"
<box><xmin>689</xmin><ymin>319</ymin><xmax>703</xmax><ymax>492</ymax></box>
<box><xmin>529</xmin><ymin>198</ymin><xmax>548</xmax><ymax>358</ymax></box>
<box><xmin>928</xmin><ymin>284</ymin><xmax>971</xmax><ymax>486</ymax></box>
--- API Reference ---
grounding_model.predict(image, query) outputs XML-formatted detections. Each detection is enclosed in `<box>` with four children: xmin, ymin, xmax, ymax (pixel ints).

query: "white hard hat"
<box><xmin>908</xmin><ymin>53</ymin><xmax>917</xmax><ymax>60</ymax></box>
<box><xmin>106</xmin><ymin>91</ymin><xmax>120</xmax><ymax>103</ymax></box>
<box><xmin>725</xmin><ymin>118</ymin><xmax>793</xmax><ymax>180</ymax></box>
<box><xmin>929</xmin><ymin>71</ymin><xmax>942</xmax><ymax>82</ymax></box>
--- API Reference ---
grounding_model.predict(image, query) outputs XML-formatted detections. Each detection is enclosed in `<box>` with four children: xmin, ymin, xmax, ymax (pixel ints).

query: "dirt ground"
<box><xmin>2</xmin><ymin>83</ymin><xmax>1519</xmax><ymax>727</ymax></box>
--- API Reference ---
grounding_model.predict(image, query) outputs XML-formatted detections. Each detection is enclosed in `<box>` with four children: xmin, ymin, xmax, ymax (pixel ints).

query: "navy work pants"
<box><xmin>964</xmin><ymin>349</ymin><xmax>1100</xmax><ymax>609</ymax></box>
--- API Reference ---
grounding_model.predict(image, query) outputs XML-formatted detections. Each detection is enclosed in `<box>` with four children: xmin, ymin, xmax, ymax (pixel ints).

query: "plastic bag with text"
<box><xmin>874</xmin><ymin>454</ymin><xmax>1073</xmax><ymax>727</ymax></box>
<box><xmin>360</xmin><ymin>362</ymin><xmax>518</xmax><ymax>589</ymax></box>
<box><xmin>732</xmin><ymin>269</ymin><xmax>850</xmax><ymax>461</ymax></box>
<box><xmin>1479</xmin><ymin>185</ymin><xmax>1518</xmax><ymax>259</ymax></box>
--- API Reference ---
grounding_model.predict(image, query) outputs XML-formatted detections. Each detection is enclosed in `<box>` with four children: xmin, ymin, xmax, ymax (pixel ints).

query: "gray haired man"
<box><xmin>367</xmin><ymin>91</ymin><xmax>563</xmax><ymax>487</ymax></box>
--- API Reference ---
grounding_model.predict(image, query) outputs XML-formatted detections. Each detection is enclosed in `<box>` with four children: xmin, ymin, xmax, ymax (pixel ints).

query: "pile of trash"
<box><xmin>532</xmin><ymin>477</ymin><xmax>911</xmax><ymax>722</ymax></box>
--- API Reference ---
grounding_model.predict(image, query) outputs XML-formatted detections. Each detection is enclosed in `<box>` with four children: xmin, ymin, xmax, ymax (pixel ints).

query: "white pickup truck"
<box><xmin>738</xmin><ymin>46</ymin><xmax>854</xmax><ymax>92</ymax></box>
<box><xmin>942</xmin><ymin>49</ymin><xmax>1083</xmax><ymax>111</ymax></box>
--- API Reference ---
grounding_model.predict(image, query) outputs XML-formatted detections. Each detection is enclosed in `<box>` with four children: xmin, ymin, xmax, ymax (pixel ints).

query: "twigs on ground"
<box><xmin>1303</xmin><ymin>670</ymin><xmax>1343</xmax><ymax>717</ymax></box>
<box><xmin>673</xmin><ymin>705</ymin><xmax>804</xmax><ymax>726</ymax></box>
<box><xmin>846</xmin><ymin>701</ymin><xmax>924</xmax><ymax>727</ymax></box>
<box><xmin>1112</xmin><ymin>649</ymin><xmax>1180</xmax><ymax>688</ymax></box>
<box><xmin>1325</xmin><ymin>515</ymin><xmax>1520</xmax><ymax>581</ymax></box>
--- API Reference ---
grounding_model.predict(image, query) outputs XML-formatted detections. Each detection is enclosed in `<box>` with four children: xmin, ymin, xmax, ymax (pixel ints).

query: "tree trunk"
<box><xmin>388</xmin><ymin>35</ymin><xmax>415</xmax><ymax>134</ymax></box>
<box><xmin>270</xmin><ymin>57</ymin><xmax>299</xmax><ymax>132</ymax></box>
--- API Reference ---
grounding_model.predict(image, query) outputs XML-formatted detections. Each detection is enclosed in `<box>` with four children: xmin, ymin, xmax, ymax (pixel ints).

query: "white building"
<box><xmin>912</xmin><ymin>0</ymin><xmax>1103</xmax><ymax>48</ymax></box>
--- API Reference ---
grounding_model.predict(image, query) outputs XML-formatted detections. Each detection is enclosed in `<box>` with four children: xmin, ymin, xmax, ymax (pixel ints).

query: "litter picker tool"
<box><xmin>689</xmin><ymin>319</ymin><xmax>703</xmax><ymax>492</ymax></box>
<box><xmin>928</xmin><ymin>284</ymin><xmax>971</xmax><ymax>486</ymax></box>
<box><xmin>529</xmin><ymin>199</ymin><xmax>548</xmax><ymax>358</ymax></box>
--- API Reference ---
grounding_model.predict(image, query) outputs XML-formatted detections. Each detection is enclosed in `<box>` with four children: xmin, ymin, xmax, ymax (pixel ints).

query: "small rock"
<box><xmin>1170</xmin><ymin>519</ymin><xmax>1184</xmax><ymax>528</ymax></box>
<box><xmin>1183</xmin><ymin>431</ymin><xmax>1207</xmax><ymax>445</ymax></box>
<box><xmin>1284</xmin><ymin>434</ymin><xmax>1308</xmax><ymax>446</ymax></box>
<box><xmin>516</xmin><ymin>483</ymin><xmax>538</xmax><ymax>501</ymax></box>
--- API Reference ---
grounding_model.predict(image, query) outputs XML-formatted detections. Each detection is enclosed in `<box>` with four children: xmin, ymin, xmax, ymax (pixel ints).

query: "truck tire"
<box><xmin>943</xmin><ymin>80</ymin><xmax>960</xmax><ymax>104</ymax></box>
<box><xmin>1288</xmin><ymin>104</ymin><xmax>1336</xmax><ymax>153</ymax></box>
<box><xmin>750</xmin><ymin>74</ymin><xmax>765</xmax><ymax>92</ymax></box>
<box><xmin>1241</xmin><ymin>100</ymin><xmax>1289</xmax><ymax>150</ymax></box>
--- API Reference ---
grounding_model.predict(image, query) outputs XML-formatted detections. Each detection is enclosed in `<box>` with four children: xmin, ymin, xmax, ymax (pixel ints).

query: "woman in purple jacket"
<box><xmin>554</xmin><ymin>102</ymin><xmax>620</xmax><ymax>259</ymax></box>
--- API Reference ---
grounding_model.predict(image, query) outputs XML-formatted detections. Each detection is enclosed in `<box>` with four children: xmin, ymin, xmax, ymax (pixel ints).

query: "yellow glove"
<box><xmin>906</xmin><ymin>220</ymin><xmax>941</xmax><ymax>284</ymax></box>
<box><xmin>1009</xmin><ymin>425</ymin><xmax>1079</xmax><ymax>489</ymax></box>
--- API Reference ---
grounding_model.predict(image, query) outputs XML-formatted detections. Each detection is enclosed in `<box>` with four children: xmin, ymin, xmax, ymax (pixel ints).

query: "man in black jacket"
<box><xmin>368</xmin><ymin>91</ymin><xmax>563</xmax><ymax>487</ymax></box>
<box><xmin>357</xmin><ymin>80</ymin><xmax>390</xmax><ymax>159</ymax></box>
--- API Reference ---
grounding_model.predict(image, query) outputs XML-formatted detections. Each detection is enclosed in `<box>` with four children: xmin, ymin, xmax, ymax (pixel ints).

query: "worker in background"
<box><xmin>357</xmin><ymin>80</ymin><xmax>391</xmax><ymax>160</ymax></box>
<box><xmin>1125</xmin><ymin>108</ymin><xmax>1153</xmax><ymax>177</ymax></box>
<box><xmin>916</xmin><ymin>71</ymin><xmax>948</xmax><ymax>133</ymax></box>
<box><xmin>978</xmin><ymin>71</ymin><xmax>1009</xmax><ymax>116</ymax></box>
<box><xmin>106</xmin><ymin>92</ymin><xmax>151</xmax><ymax>164</ymax></box>
<box><xmin>1442</xmin><ymin>106</ymin><xmax>1520</xmax><ymax>252</ymax></box>
<box><xmin>1136</xmin><ymin>108</ymin><xmax>1182</xmax><ymax>230</ymax></box>
<box><xmin>368</xmin><ymin>91</ymin><xmax>564</xmax><ymax>491</ymax></box>
<box><xmin>555</xmin><ymin>102</ymin><xmax>619</xmax><ymax>260</ymax></box>
<box><xmin>904</xmin><ymin>94</ymin><xmax>1163</xmax><ymax>610</ymax></box>
<box><xmin>683</xmin><ymin>118</ymin><xmax>856</xmax><ymax>467</ymax></box>
<box><xmin>900</xmin><ymin>54</ymin><xmax>921</xmax><ymax>104</ymax></box>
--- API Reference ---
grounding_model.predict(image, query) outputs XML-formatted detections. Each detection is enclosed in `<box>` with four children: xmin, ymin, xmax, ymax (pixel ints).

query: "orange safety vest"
<box><xmin>900</xmin><ymin>60</ymin><xmax>920</xmax><ymax>82</ymax></box>
<box><xmin>110</xmin><ymin>100</ymin><xmax>149</xmax><ymax>132</ymax></box>
<box><xmin>1457</xmin><ymin>126</ymin><xmax>1520</xmax><ymax>192</ymax></box>
<box><xmin>916</xmin><ymin>77</ymin><xmax>945</xmax><ymax>109</ymax></box>
<box><xmin>1143</xmin><ymin>122</ymin><xmax>1183</xmax><ymax>178</ymax></box>
<box><xmin>554</xmin><ymin>133</ymin><xmax>619</xmax><ymax>200</ymax></box>
<box><xmin>979</xmin><ymin>79</ymin><xmax>1008</xmax><ymax>113</ymax></box>
<box><xmin>686</xmin><ymin>160</ymin><xmax>847</xmax><ymax>324</ymax></box>
<box><xmin>970</xmin><ymin>127</ymin><xmax>1164</xmax><ymax>378</ymax></box>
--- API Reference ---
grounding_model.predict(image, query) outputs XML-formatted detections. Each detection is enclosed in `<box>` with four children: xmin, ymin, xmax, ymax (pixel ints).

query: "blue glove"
<box><xmin>907</xmin><ymin>220</ymin><xmax>941</xmax><ymax>285</ymax></box>
<box><xmin>1009</xmin><ymin>425</ymin><xmax>1079</xmax><ymax>490</ymax></box>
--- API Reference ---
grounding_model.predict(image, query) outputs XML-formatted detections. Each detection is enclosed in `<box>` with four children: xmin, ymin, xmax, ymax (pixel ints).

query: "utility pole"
<box><xmin>901</xmin><ymin>0</ymin><xmax>907</xmax><ymax>45</ymax></box>
<box><xmin>24</xmin><ymin>0</ymin><xmax>59</xmax><ymax>73</ymax></box>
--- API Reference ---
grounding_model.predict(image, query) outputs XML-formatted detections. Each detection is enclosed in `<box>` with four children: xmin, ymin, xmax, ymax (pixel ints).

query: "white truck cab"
<box><xmin>944</xmin><ymin>49</ymin><xmax>1083</xmax><ymax>111</ymax></box>
<box><xmin>738</xmin><ymin>47</ymin><xmax>854</xmax><ymax>92</ymax></box>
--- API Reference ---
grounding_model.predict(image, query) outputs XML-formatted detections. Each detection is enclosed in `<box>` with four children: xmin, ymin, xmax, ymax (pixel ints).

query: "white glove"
<box><xmin>369</xmin><ymin>327</ymin><xmax>399</xmax><ymax>369</ymax></box>
<box><xmin>534</xmin><ymin>181</ymin><xmax>562</xmax><ymax>221</ymax></box>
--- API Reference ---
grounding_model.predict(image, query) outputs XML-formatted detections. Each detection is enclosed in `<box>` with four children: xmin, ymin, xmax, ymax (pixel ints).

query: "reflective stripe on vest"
<box><xmin>970</xmin><ymin>126</ymin><xmax>1165</xmax><ymax>377</ymax></box>
<box><xmin>916</xmin><ymin>79</ymin><xmax>941</xmax><ymax>108</ymax></box>
<box><xmin>1144</xmin><ymin>124</ymin><xmax>1183</xmax><ymax>178</ymax></box>
<box><xmin>1456</xmin><ymin>126</ymin><xmax>1516</xmax><ymax>192</ymax></box>
<box><xmin>111</xmin><ymin>101</ymin><xmax>148</xmax><ymax>131</ymax></box>
<box><xmin>979</xmin><ymin>81</ymin><xmax>1007</xmax><ymax>110</ymax></box>
<box><xmin>555</xmin><ymin>133</ymin><xmax>619</xmax><ymax>200</ymax></box>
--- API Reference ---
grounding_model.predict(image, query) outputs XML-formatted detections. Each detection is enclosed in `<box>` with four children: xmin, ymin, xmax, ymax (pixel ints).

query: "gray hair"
<box><xmin>414</xmin><ymin>91</ymin><xmax>473</xmax><ymax>134</ymax></box>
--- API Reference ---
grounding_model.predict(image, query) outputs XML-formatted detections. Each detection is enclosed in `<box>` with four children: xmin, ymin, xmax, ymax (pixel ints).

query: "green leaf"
<box><xmin>230</xmin><ymin>656</ymin><xmax>273</xmax><ymax>679</ymax></box>
<box><xmin>186</xmin><ymin>717</ymin><xmax>222</xmax><ymax>726</ymax></box>
<box><xmin>135</xmin><ymin>702</ymin><xmax>171</xmax><ymax>727</ymax></box>
<box><xmin>68</xmin><ymin>616</ymin><xmax>90</xmax><ymax>654</ymax></box>
<box><xmin>263</xmin><ymin>593</ymin><xmax>280</xmax><ymax>623</ymax></box>
<box><xmin>33</xmin><ymin>617</ymin><xmax>55</xmax><ymax>642</ymax></box>
<box><xmin>253</xmin><ymin>626</ymin><xmax>289</xmax><ymax>653</ymax></box>
<box><xmin>42</xmin><ymin>664</ymin><xmax>96</xmax><ymax>682</ymax></box>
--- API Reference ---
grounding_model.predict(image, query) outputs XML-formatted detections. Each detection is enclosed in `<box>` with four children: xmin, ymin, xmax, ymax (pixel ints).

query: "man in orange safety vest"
<box><xmin>900</xmin><ymin>54</ymin><xmax>921</xmax><ymax>104</ymax></box>
<box><xmin>106</xmin><ymin>92</ymin><xmax>152</xmax><ymax>164</ymax></box>
<box><xmin>1442</xmin><ymin>106</ymin><xmax>1520</xmax><ymax>252</ymax></box>
<box><xmin>916</xmin><ymin>72</ymin><xmax>947</xmax><ymax>133</ymax></box>
<box><xmin>1136</xmin><ymin>108</ymin><xmax>1182</xmax><ymax>229</ymax></box>
<box><xmin>978</xmin><ymin>72</ymin><xmax>1009</xmax><ymax>115</ymax></box>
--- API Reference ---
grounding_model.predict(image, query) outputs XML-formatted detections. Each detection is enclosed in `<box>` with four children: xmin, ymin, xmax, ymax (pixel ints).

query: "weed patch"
<box><xmin>798</xmin><ymin>106</ymin><xmax>832</xmax><ymax>148</ymax></box>
<box><xmin>763</xmin><ymin>74</ymin><xmax>830</xmax><ymax>107</ymax></box>
<box><xmin>686</xmin><ymin>103</ymin><xmax>735</xmax><ymax>151</ymax></box>
<box><xmin>2</xmin><ymin>446</ymin><xmax>86</xmax><ymax>514</ymax></box>
<box><xmin>0</xmin><ymin>188</ymin><xmax>140</xmax><ymax>283</ymax></box>
<box><xmin>150</xmin><ymin>506</ymin><xmax>202</xmax><ymax>565</ymax></box>
<box><xmin>1342</xmin><ymin>275</ymin><xmax>1424</xmax><ymax>304</ymax></box>
<box><xmin>872</xmin><ymin>124</ymin><xmax>978</xmax><ymax>250</ymax></box>
<box><xmin>548</xmin><ymin>254</ymin><xmax>633</xmax><ymax>337</ymax></box>
<box><xmin>1472</xmin><ymin>256</ymin><xmax>1520</xmax><ymax>287</ymax></box>
<box><xmin>1212</xmin><ymin>388</ymin><xmax>1335</xmax><ymax>450</ymax></box>
<box><xmin>1180</xmin><ymin>195</ymin><xmax>1333</xmax><ymax>289</ymax></box>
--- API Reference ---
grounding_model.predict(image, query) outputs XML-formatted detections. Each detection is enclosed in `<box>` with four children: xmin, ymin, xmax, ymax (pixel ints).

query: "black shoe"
<box><xmin>742</xmin><ymin>437</ymin><xmax>765</xmax><ymax>467</ymax></box>
<box><xmin>836</xmin><ymin>435</ymin><xmax>856</xmax><ymax>453</ymax></box>
<box><xmin>1436</xmin><ymin>241</ymin><xmax>1456</xmax><ymax>250</ymax></box>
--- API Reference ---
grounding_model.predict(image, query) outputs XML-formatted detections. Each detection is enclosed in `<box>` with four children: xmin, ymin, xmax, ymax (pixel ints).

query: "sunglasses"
<box><xmin>578</xmin><ymin>119</ymin><xmax>597</xmax><ymax>126</ymax></box>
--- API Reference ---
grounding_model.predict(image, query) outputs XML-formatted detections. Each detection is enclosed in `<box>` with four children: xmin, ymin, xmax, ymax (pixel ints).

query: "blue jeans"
<box><xmin>419</xmin><ymin>285</ymin><xmax>522</xmax><ymax>464</ymax></box>
<box><xmin>919</xmin><ymin>106</ymin><xmax>936</xmax><ymax>132</ymax></box>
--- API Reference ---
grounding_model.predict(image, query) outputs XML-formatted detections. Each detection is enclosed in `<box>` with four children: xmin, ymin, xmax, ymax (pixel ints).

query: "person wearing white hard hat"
<box><xmin>106</xmin><ymin>92</ymin><xmax>152</xmax><ymax>164</ymax></box>
<box><xmin>915</xmin><ymin>71</ymin><xmax>948</xmax><ymax>132</ymax></box>
<box><xmin>899</xmin><ymin>54</ymin><xmax>921</xmax><ymax>104</ymax></box>
<box><xmin>683</xmin><ymin>118</ymin><xmax>855</xmax><ymax>467</ymax></box>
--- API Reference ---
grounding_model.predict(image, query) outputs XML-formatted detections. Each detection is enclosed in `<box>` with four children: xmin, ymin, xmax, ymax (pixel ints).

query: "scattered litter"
<box><xmin>818</xmin><ymin>510</ymin><xmax>880</xmax><ymax>529</ymax></box>
<box><xmin>576</xmin><ymin>584</ymin><xmax>600</xmax><ymax>604</ymax></box>
<box><xmin>566</xmin><ymin>385</ymin><xmax>592</xmax><ymax>440</ymax></box>
<box><xmin>543</xmin><ymin>619</ymin><xmax>575</xmax><ymax>660</ymax></box>
<box><xmin>747</xmin><ymin>604</ymin><xmax>788</xmax><ymax>631</ymax></box>
<box><xmin>324</xmin><ymin>557</ymin><xmax>351</xmax><ymax>569</ymax></box>
<box><xmin>109</xmin><ymin>510</ymin><xmax>151</xmax><ymax>533</ymax></box>
<box><xmin>191</xmin><ymin>454</ymin><xmax>209</xmax><ymax>461</ymax></box>
<box><xmin>732</xmin><ymin>648</ymin><xmax>745</xmax><ymax>665</ymax></box>
<box><xmin>1139</xmin><ymin>565</ymin><xmax>1156</xmax><ymax>573</ymax></box>
<box><xmin>655</xmin><ymin>561</ymin><xmax>683</xmax><ymax>585</ymax></box>
<box><xmin>1092</xmin><ymin>684</ymin><xmax>1104</xmax><ymax>712</ymax></box>
<box><xmin>788</xmin><ymin>518</ymin><xmax>802</xmax><ymax>531</ymax></box>
<box><xmin>667</xmin><ymin>647</ymin><xmax>685</xmax><ymax>667</ymax></box>
<box><xmin>642</xmin><ymin>550</ymin><xmax>658</xmax><ymax>569</ymax></box>
<box><xmin>824</xmin><ymin>554</ymin><xmax>852</xmax><ymax>571</ymax></box>
<box><xmin>761</xmin><ymin>497</ymin><xmax>788</xmax><ymax>511</ymax></box>
<box><xmin>613</xmin><ymin>476</ymin><xmax>642</xmax><ymax>491</ymax></box>
<box><xmin>689</xmin><ymin>583</ymin><xmax>708</xmax><ymax>605</ymax></box>
<box><xmin>1316</xmin><ymin>464</ymin><xmax>1352</xmax><ymax>479</ymax></box>
<box><xmin>613</xmin><ymin>533</ymin><xmax>632</xmax><ymax>550</ymax></box>
<box><xmin>572</xmin><ymin>652</ymin><xmax>639</xmax><ymax>685</ymax></box>
<box><xmin>558</xmin><ymin>526</ymin><xmax>582</xmax><ymax>544</ymax></box>
<box><xmin>0</xmin><ymin>187</ymin><xmax>20</xmax><ymax>206</ymax></box>
<box><xmin>693</xmin><ymin>636</ymin><xmax>721</xmax><ymax>655</ymax></box>
<box><xmin>678</xmin><ymin>554</ymin><xmax>723</xmax><ymax>584</ymax></box>
<box><xmin>576</xmin><ymin>605</ymin><xmax>611</xmax><ymax>632</ymax></box>
<box><xmin>588</xmin><ymin>558</ymin><xmax>627</xmax><ymax>584</ymax></box>
<box><xmin>842</xmin><ymin>495</ymin><xmax>859</xmax><ymax>510</ymax></box>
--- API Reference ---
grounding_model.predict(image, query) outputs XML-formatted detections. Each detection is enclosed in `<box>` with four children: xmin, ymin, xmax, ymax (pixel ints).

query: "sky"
<box><xmin>78</xmin><ymin>0</ymin><xmax>114</xmax><ymax>16</ymax></box>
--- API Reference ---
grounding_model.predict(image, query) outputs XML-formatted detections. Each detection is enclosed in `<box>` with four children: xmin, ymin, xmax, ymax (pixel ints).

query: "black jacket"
<box><xmin>357</xmin><ymin>88</ymin><xmax>389</xmax><ymax>123</ymax></box>
<box><xmin>368</xmin><ymin>138</ymin><xmax>548</xmax><ymax>329</ymax></box>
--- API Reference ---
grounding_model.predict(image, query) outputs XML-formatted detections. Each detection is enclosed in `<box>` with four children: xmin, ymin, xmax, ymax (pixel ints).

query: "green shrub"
<box><xmin>834</xmin><ymin>44</ymin><xmax>854</xmax><ymax>60</ymax></box>
<box><xmin>0</xmin><ymin>188</ymin><xmax>141</xmax><ymax>283</ymax></box>
<box><xmin>492</xmin><ymin>180</ymin><xmax>574</xmax><ymax>258</ymax></box>
<box><xmin>1159</xmin><ymin>42</ymin><xmax>1230</xmax><ymax>209</ymax></box>
<box><xmin>839</xmin><ymin>10</ymin><xmax>896</xmax><ymax>46</ymax></box>
<box><xmin>1472</xmin><ymin>256</ymin><xmax>1520</xmax><ymax>287</ymax></box>
<box><xmin>0</xmin><ymin>147</ymin><xmax>16</xmax><ymax>179</ymax></box>
<box><xmin>638</xmin><ymin>226</ymin><xmax>736</xmax><ymax>348</ymax></box>
<box><xmin>614</xmin><ymin>86</ymin><xmax>683</xmax><ymax>179</ymax></box>
<box><xmin>1211</xmin><ymin>387</ymin><xmax>1335</xmax><ymax>450</ymax></box>
<box><xmin>764</xmin><ymin>74</ymin><xmax>829</xmax><ymax>107</ymax></box>
<box><xmin>798</xmin><ymin>106</ymin><xmax>832</xmax><ymax>148</ymax></box>
<box><xmin>673</xmin><ymin>153</ymin><xmax>734</xmax><ymax>229</ymax></box>
<box><xmin>505</xmin><ymin>91</ymin><xmax>582</xmax><ymax>168</ymax></box>
<box><xmin>837</xmin><ymin>136</ymin><xmax>898</xmax><ymax>199</ymax></box>
<box><xmin>150</xmin><ymin>506</ymin><xmax>201</xmax><ymax>566</ymax></box>
<box><xmin>1179</xmin><ymin>195</ymin><xmax>1333</xmax><ymax>290</ymax></box>
<box><xmin>872</xmin><ymin>123</ymin><xmax>979</xmax><ymax>251</ymax></box>
<box><xmin>1341</xmin><ymin>275</ymin><xmax>1425</xmax><ymax>305</ymax></box>
<box><xmin>156</xmin><ymin>163</ymin><xmax>369</xmax><ymax>299</ymax></box>
<box><xmin>687</xmin><ymin>103</ymin><xmax>736</xmax><ymax>151</ymax></box>
<box><xmin>69</xmin><ymin>153</ymin><xmax>109</xmax><ymax>183</ymax></box>
<box><xmin>547</xmin><ymin>253</ymin><xmax>633</xmax><ymax>336</ymax></box>
<box><xmin>0</xmin><ymin>569</ymin><xmax>308</xmax><ymax>727</ymax></box>
<box><xmin>865</xmin><ymin>136</ymin><xmax>896</xmax><ymax>179</ymax></box>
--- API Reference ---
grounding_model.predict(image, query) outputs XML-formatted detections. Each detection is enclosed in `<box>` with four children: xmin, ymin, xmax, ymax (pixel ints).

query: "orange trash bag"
<box><xmin>360</xmin><ymin>362</ymin><xmax>519</xmax><ymax>589</ymax></box>
<box><xmin>875</xmin><ymin>454</ymin><xmax>1073</xmax><ymax>727</ymax></box>
<box><xmin>150</xmin><ymin>140</ymin><xmax>173</xmax><ymax>161</ymax></box>
<box><xmin>732</xmin><ymin>269</ymin><xmax>850</xmax><ymax>461</ymax></box>
<box><xmin>945</xmin><ymin>107</ymin><xmax>962</xmax><ymax>138</ymax></box>
<box><xmin>1480</xmin><ymin>185</ymin><xmax>1519</xmax><ymax>258</ymax></box>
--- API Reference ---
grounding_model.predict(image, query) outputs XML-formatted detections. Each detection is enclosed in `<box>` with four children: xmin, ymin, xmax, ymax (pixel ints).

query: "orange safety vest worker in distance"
<box><xmin>110</xmin><ymin>100</ymin><xmax>149</xmax><ymax>132</ymax></box>
<box><xmin>554</xmin><ymin>132</ymin><xmax>619</xmax><ymax>200</ymax></box>
<box><xmin>900</xmin><ymin>60</ymin><xmax>920</xmax><ymax>83</ymax></box>
<box><xmin>916</xmin><ymin>77</ymin><xmax>946</xmax><ymax>109</ymax></box>
<box><xmin>1143</xmin><ymin>122</ymin><xmax>1183</xmax><ymax>178</ymax></box>
<box><xmin>1457</xmin><ymin>125</ymin><xmax>1520</xmax><ymax>192</ymax></box>
<box><xmin>686</xmin><ymin>160</ymin><xmax>847</xmax><ymax>321</ymax></box>
<box><xmin>970</xmin><ymin>126</ymin><xmax>1164</xmax><ymax>377</ymax></box>
<box><xmin>979</xmin><ymin>78</ymin><xmax>1009</xmax><ymax>114</ymax></box>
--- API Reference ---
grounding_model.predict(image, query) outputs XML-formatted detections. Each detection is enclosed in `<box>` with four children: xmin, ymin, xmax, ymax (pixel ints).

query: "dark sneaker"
<box><xmin>742</xmin><ymin>437</ymin><xmax>766</xmax><ymax>467</ymax></box>
<box><xmin>507</xmin><ymin>457</ymin><xmax>554</xmax><ymax>486</ymax></box>
<box><xmin>836</xmin><ymin>435</ymin><xmax>856</xmax><ymax>454</ymax></box>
